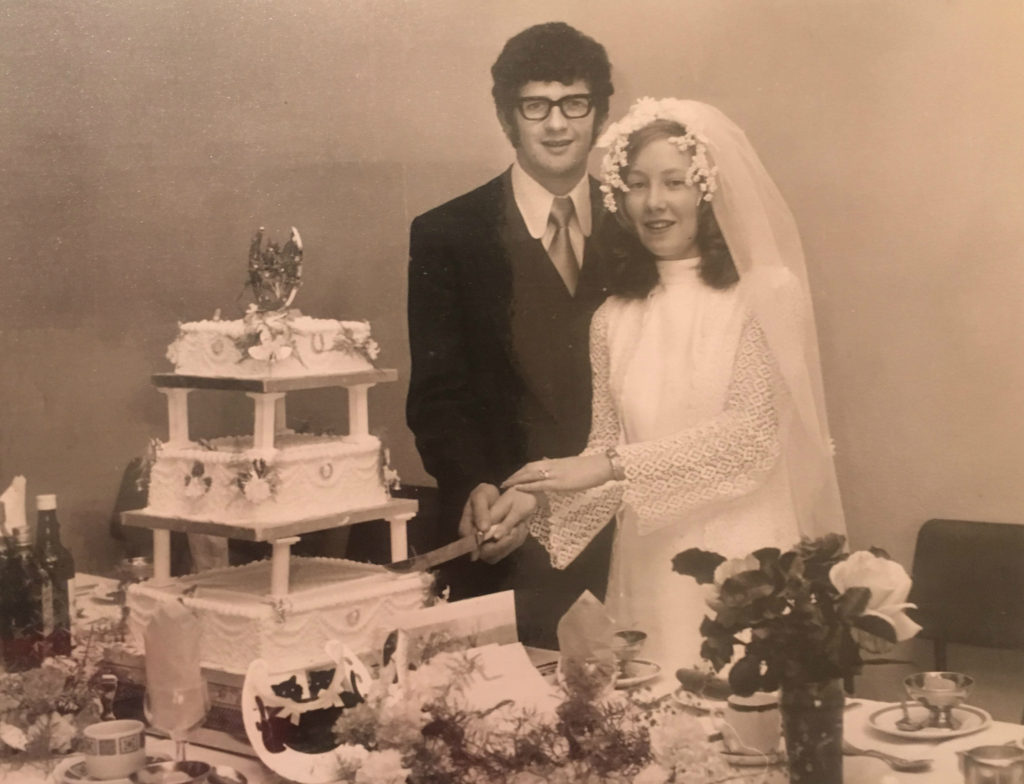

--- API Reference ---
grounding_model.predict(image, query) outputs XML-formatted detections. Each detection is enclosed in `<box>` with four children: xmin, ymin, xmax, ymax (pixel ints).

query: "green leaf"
<box><xmin>728</xmin><ymin>655</ymin><xmax>762</xmax><ymax>696</ymax></box>
<box><xmin>852</xmin><ymin>614</ymin><xmax>899</xmax><ymax>643</ymax></box>
<box><xmin>672</xmin><ymin>548</ymin><xmax>726</xmax><ymax>584</ymax></box>
<box><xmin>836</xmin><ymin>587</ymin><xmax>871</xmax><ymax>619</ymax></box>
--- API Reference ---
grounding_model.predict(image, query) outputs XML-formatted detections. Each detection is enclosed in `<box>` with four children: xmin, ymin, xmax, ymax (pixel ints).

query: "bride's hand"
<box><xmin>502</xmin><ymin>454</ymin><xmax>613</xmax><ymax>493</ymax></box>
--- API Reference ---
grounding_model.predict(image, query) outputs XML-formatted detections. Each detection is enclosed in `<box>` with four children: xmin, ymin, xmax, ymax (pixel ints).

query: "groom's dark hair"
<box><xmin>491</xmin><ymin>22</ymin><xmax>613</xmax><ymax>146</ymax></box>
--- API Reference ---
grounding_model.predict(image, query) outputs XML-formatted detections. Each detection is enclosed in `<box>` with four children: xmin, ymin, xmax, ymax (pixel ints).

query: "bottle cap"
<box><xmin>36</xmin><ymin>494</ymin><xmax>57</xmax><ymax>511</ymax></box>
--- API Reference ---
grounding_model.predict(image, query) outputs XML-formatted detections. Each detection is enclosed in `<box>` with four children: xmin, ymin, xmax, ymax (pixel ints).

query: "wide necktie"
<box><xmin>547</xmin><ymin>196</ymin><xmax>579</xmax><ymax>296</ymax></box>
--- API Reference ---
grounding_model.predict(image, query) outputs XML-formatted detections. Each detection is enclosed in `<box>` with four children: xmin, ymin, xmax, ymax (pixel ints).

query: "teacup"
<box><xmin>83</xmin><ymin>719</ymin><xmax>147</xmax><ymax>780</ymax></box>
<box><xmin>713</xmin><ymin>691</ymin><xmax>781</xmax><ymax>755</ymax></box>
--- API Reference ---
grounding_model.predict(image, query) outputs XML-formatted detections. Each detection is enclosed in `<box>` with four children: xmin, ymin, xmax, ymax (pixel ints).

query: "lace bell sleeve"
<box><xmin>530</xmin><ymin>303</ymin><xmax>626</xmax><ymax>568</ymax></box>
<box><xmin>618</xmin><ymin>315</ymin><xmax>782</xmax><ymax>535</ymax></box>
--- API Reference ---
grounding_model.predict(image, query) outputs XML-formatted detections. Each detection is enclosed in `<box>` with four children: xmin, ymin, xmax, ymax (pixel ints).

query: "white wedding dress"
<box><xmin>531</xmin><ymin>257</ymin><xmax>801</xmax><ymax>672</ymax></box>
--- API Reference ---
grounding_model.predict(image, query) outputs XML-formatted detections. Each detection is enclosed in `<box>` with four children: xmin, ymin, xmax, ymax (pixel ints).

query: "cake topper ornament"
<box><xmin>248</xmin><ymin>226</ymin><xmax>303</xmax><ymax>311</ymax></box>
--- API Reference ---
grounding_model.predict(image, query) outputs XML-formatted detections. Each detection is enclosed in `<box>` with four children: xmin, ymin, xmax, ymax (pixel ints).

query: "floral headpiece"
<box><xmin>598</xmin><ymin>97</ymin><xmax>719</xmax><ymax>213</ymax></box>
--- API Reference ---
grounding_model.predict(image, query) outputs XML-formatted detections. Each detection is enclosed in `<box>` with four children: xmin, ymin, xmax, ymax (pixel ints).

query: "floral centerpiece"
<box><xmin>0</xmin><ymin>628</ymin><xmax>109</xmax><ymax>773</ymax></box>
<box><xmin>673</xmin><ymin>533</ymin><xmax>921</xmax><ymax>783</ymax></box>
<box><xmin>329</xmin><ymin>653</ymin><xmax>735</xmax><ymax>784</ymax></box>
<box><xmin>250</xmin><ymin>630</ymin><xmax>740</xmax><ymax>784</ymax></box>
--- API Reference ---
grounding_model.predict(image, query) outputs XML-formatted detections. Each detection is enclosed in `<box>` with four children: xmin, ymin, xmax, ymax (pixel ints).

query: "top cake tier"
<box><xmin>167</xmin><ymin>312</ymin><xmax>379</xmax><ymax>379</ymax></box>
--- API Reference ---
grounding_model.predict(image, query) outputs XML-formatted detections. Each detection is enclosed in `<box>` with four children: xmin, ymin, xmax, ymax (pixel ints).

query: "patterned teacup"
<box><xmin>83</xmin><ymin>719</ymin><xmax>147</xmax><ymax>780</ymax></box>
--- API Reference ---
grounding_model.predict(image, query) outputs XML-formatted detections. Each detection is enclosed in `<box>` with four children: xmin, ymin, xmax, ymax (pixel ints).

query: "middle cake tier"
<box><xmin>145</xmin><ymin>433</ymin><xmax>390</xmax><ymax>524</ymax></box>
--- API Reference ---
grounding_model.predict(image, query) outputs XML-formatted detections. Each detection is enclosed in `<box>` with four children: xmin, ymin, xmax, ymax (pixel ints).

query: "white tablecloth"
<box><xmin>19</xmin><ymin>575</ymin><xmax>1018</xmax><ymax>783</ymax></box>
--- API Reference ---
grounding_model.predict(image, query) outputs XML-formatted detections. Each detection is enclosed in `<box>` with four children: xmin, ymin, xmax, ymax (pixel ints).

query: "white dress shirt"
<box><xmin>510</xmin><ymin>162</ymin><xmax>591</xmax><ymax>268</ymax></box>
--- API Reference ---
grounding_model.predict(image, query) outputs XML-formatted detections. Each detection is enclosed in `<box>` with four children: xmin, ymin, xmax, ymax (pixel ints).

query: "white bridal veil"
<box><xmin>597</xmin><ymin>97</ymin><xmax>846</xmax><ymax>543</ymax></box>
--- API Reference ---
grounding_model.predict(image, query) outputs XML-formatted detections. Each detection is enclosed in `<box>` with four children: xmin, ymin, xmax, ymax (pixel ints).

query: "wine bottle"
<box><xmin>1</xmin><ymin>526</ymin><xmax>51</xmax><ymax>671</ymax></box>
<box><xmin>0</xmin><ymin>533</ymin><xmax>9</xmax><ymax>669</ymax></box>
<box><xmin>35</xmin><ymin>494</ymin><xmax>75</xmax><ymax>657</ymax></box>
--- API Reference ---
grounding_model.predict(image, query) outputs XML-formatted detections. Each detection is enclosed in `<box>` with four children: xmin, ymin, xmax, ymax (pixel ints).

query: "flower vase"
<box><xmin>780</xmin><ymin>678</ymin><xmax>845</xmax><ymax>784</ymax></box>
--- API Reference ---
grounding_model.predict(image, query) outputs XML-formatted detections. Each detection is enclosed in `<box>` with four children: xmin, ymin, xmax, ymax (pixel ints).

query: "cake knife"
<box><xmin>384</xmin><ymin>527</ymin><xmax>498</xmax><ymax>573</ymax></box>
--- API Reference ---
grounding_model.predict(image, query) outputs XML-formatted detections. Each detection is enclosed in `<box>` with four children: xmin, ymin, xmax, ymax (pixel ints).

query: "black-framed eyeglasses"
<box><xmin>516</xmin><ymin>94</ymin><xmax>594</xmax><ymax>121</ymax></box>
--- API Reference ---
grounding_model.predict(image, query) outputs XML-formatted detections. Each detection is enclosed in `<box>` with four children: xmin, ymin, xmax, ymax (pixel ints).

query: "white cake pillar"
<box><xmin>346</xmin><ymin>384</ymin><xmax>372</xmax><ymax>440</ymax></box>
<box><xmin>388</xmin><ymin>513</ymin><xmax>414</xmax><ymax>562</ymax></box>
<box><xmin>247</xmin><ymin>392</ymin><xmax>286</xmax><ymax>450</ymax></box>
<box><xmin>153</xmin><ymin>530</ymin><xmax>172</xmax><ymax>580</ymax></box>
<box><xmin>158</xmin><ymin>388</ymin><xmax>192</xmax><ymax>446</ymax></box>
<box><xmin>275</xmin><ymin>395</ymin><xmax>287</xmax><ymax>434</ymax></box>
<box><xmin>270</xmin><ymin>536</ymin><xmax>300</xmax><ymax>596</ymax></box>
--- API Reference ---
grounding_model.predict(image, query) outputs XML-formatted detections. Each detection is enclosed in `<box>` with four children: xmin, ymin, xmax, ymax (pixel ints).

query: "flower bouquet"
<box><xmin>672</xmin><ymin>533</ymin><xmax>921</xmax><ymax>783</ymax></box>
<box><xmin>327</xmin><ymin>645</ymin><xmax>737</xmax><ymax>784</ymax></box>
<box><xmin>0</xmin><ymin>656</ymin><xmax>104</xmax><ymax>773</ymax></box>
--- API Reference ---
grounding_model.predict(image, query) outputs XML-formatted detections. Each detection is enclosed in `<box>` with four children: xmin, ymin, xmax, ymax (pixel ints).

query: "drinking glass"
<box><xmin>143</xmin><ymin>681</ymin><xmax>209</xmax><ymax>761</ymax></box>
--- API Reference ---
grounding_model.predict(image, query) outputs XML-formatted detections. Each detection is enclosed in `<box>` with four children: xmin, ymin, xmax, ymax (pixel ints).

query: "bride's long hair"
<box><xmin>606</xmin><ymin>119</ymin><xmax>738</xmax><ymax>299</ymax></box>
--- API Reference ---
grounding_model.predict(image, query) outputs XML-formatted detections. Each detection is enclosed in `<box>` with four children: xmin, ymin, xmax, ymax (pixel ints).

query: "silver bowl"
<box><xmin>904</xmin><ymin>671</ymin><xmax>973</xmax><ymax>729</ymax></box>
<box><xmin>129</xmin><ymin>760</ymin><xmax>212</xmax><ymax>784</ymax></box>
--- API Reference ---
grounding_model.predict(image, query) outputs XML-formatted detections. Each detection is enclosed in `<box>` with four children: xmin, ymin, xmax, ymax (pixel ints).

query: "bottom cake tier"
<box><xmin>125</xmin><ymin>557</ymin><xmax>434</xmax><ymax>675</ymax></box>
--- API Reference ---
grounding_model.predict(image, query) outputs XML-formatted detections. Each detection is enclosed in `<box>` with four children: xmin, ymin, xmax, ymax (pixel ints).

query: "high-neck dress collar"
<box><xmin>655</xmin><ymin>256</ymin><xmax>701</xmax><ymax>285</ymax></box>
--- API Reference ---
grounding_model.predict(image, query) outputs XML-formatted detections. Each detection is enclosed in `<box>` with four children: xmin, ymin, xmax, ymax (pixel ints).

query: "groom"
<box><xmin>406</xmin><ymin>22</ymin><xmax>617</xmax><ymax>648</ymax></box>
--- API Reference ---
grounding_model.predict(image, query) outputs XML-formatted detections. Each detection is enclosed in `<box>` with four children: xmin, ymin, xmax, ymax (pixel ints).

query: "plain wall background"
<box><xmin>2</xmin><ymin>0</ymin><xmax>1022</xmax><ymax>585</ymax></box>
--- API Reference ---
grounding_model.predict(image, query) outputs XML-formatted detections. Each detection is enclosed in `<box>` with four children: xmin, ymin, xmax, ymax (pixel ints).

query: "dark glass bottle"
<box><xmin>0</xmin><ymin>534</ymin><xmax>9</xmax><ymax>666</ymax></box>
<box><xmin>1</xmin><ymin>527</ymin><xmax>50</xmax><ymax>671</ymax></box>
<box><xmin>35</xmin><ymin>494</ymin><xmax>75</xmax><ymax>657</ymax></box>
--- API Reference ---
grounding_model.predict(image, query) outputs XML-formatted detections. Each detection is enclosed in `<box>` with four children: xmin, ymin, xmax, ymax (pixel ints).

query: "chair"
<box><xmin>906</xmin><ymin>519</ymin><xmax>1024</xmax><ymax>721</ymax></box>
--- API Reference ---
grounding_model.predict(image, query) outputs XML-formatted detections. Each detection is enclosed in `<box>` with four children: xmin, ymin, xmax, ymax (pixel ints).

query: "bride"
<box><xmin>493</xmin><ymin>98</ymin><xmax>847</xmax><ymax>670</ymax></box>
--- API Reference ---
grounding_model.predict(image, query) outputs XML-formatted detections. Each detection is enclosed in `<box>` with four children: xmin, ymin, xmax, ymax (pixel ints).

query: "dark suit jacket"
<box><xmin>407</xmin><ymin>168</ymin><xmax>616</xmax><ymax>647</ymax></box>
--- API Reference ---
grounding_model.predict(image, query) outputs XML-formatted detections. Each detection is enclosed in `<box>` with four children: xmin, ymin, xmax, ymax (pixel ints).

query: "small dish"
<box><xmin>614</xmin><ymin>659</ymin><xmax>661</xmax><ymax>689</ymax></box>
<box><xmin>868</xmin><ymin>702</ymin><xmax>992</xmax><ymax>740</ymax></box>
<box><xmin>57</xmin><ymin>754</ymin><xmax>172</xmax><ymax>784</ymax></box>
<box><xmin>719</xmin><ymin>745</ymin><xmax>786</xmax><ymax>767</ymax></box>
<box><xmin>129</xmin><ymin>760</ymin><xmax>211</xmax><ymax>784</ymax></box>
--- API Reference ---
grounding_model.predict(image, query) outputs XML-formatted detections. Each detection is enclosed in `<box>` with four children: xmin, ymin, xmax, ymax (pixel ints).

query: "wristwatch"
<box><xmin>605</xmin><ymin>446</ymin><xmax>626</xmax><ymax>481</ymax></box>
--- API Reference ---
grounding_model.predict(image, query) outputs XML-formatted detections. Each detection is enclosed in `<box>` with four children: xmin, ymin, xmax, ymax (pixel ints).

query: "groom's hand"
<box><xmin>458</xmin><ymin>483</ymin><xmax>500</xmax><ymax>559</ymax></box>
<box><xmin>457</xmin><ymin>483</ymin><xmax>534</xmax><ymax>564</ymax></box>
<box><xmin>477</xmin><ymin>488</ymin><xmax>535</xmax><ymax>564</ymax></box>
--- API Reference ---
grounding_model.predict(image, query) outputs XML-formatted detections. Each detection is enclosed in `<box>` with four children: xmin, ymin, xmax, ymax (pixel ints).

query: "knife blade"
<box><xmin>384</xmin><ymin>528</ymin><xmax>496</xmax><ymax>574</ymax></box>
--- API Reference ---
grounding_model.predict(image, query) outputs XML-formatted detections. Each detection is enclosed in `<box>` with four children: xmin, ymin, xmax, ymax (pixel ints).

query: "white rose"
<box><xmin>704</xmin><ymin>554</ymin><xmax>761</xmax><ymax>611</ymax></box>
<box><xmin>829</xmin><ymin>551</ymin><xmax>922</xmax><ymax>642</ymax></box>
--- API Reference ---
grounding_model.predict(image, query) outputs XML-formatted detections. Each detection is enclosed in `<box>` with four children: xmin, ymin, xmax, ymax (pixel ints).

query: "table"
<box><xmin>48</xmin><ymin>579</ymin><xmax>1023</xmax><ymax>783</ymax></box>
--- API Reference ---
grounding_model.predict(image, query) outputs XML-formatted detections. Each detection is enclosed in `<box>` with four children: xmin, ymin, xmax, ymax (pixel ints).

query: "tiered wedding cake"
<box><xmin>123</xmin><ymin>228</ymin><xmax>431</xmax><ymax>675</ymax></box>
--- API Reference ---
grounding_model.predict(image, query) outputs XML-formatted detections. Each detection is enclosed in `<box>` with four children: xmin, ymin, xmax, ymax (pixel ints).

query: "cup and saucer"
<box><xmin>711</xmin><ymin>691</ymin><xmax>786</xmax><ymax>768</ymax></box>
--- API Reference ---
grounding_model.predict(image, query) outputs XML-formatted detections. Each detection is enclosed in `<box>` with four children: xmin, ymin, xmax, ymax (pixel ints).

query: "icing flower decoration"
<box><xmin>235</xmin><ymin>459</ymin><xmax>278</xmax><ymax>504</ymax></box>
<box><xmin>334</xmin><ymin>322</ymin><xmax>381</xmax><ymax>362</ymax></box>
<box><xmin>183</xmin><ymin>461</ymin><xmax>212</xmax><ymax>498</ymax></box>
<box><xmin>243</xmin><ymin>476</ymin><xmax>272</xmax><ymax>504</ymax></box>
<box><xmin>597</xmin><ymin>97</ymin><xmax>719</xmax><ymax>213</ymax></box>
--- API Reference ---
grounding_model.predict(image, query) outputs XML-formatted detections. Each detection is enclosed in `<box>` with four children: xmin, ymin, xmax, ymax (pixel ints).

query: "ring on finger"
<box><xmin>538</xmin><ymin>466</ymin><xmax>551</xmax><ymax>479</ymax></box>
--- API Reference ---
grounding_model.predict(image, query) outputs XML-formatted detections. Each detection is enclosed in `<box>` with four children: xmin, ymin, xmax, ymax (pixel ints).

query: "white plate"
<box><xmin>615</xmin><ymin>659</ymin><xmax>661</xmax><ymax>689</ymax></box>
<box><xmin>671</xmin><ymin>687</ymin><xmax>724</xmax><ymax>715</ymax></box>
<box><xmin>868</xmin><ymin>702</ymin><xmax>992</xmax><ymax>740</ymax></box>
